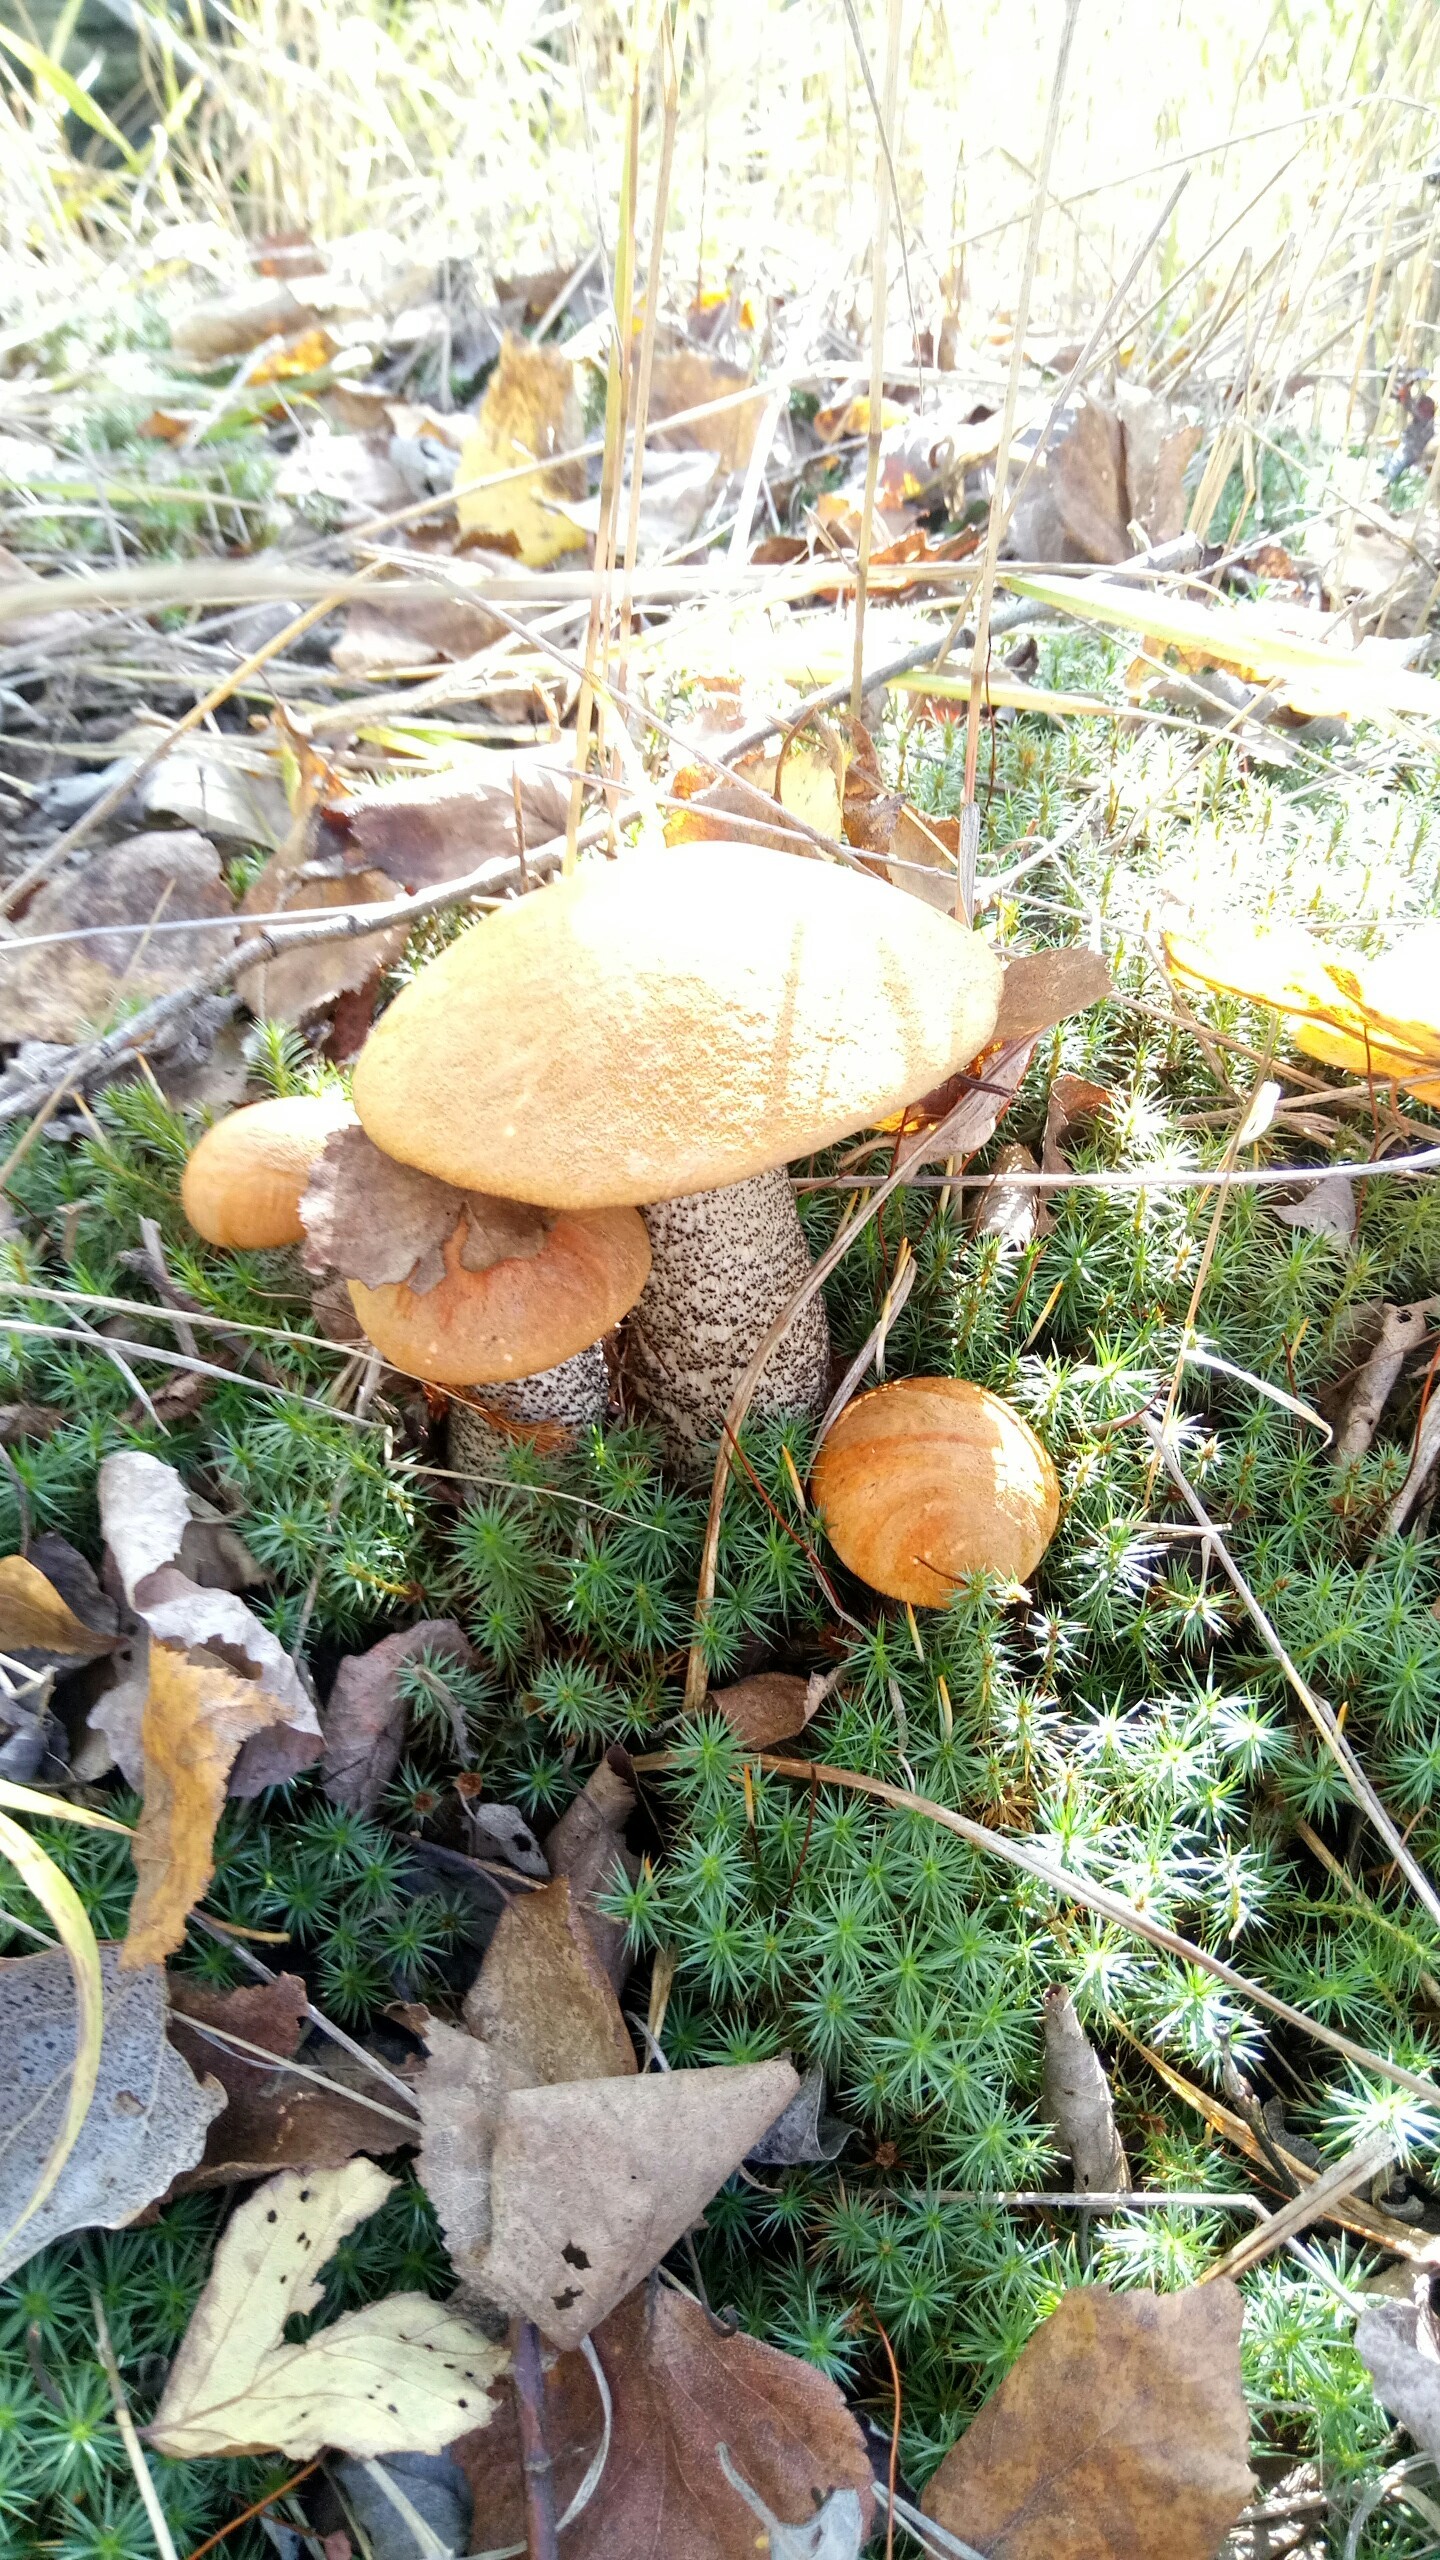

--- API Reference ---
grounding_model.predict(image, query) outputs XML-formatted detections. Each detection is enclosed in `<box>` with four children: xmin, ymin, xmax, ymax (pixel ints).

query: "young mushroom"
<box><xmin>180</xmin><ymin>1092</ymin><xmax>358</xmax><ymax>1248</ymax></box>
<box><xmin>350</xmin><ymin>841</ymin><xmax>1002</xmax><ymax>1472</ymax></box>
<box><xmin>811</xmin><ymin>1377</ymin><xmax>1059</xmax><ymax>1603</ymax></box>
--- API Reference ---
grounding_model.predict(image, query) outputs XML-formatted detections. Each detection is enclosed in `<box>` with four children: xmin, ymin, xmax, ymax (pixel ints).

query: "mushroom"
<box><xmin>811</xmin><ymin>1377</ymin><xmax>1059</xmax><ymax>1603</ymax></box>
<box><xmin>180</xmin><ymin>1092</ymin><xmax>358</xmax><ymax>1248</ymax></box>
<box><xmin>350</xmin><ymin>842</ymin><xmax>1002</xmax><ymax>1472</ymax></box>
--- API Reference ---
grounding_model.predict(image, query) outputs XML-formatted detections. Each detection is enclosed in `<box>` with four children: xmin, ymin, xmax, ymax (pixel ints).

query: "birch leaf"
<box><xmin>149</xmin><ymin>2160</ymin><xmax>507</xmax><ymax>2459</ymax></box>
<box><xmin>120</xmin><ymin>1644</ymin><xmax>288</xmax><ymax>1966</ymax></box>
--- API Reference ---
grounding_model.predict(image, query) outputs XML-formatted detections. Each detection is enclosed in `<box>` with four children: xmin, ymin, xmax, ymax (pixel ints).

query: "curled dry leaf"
<box><xmin>0</xmin><ymin>832</ymin><xmax>237</xmax><ymax>1045</ymax></box>
<box><xmin>455</xmin><ymin>336</ymin><xmax>586</xmax><ymax>565</ymax></box>
<box><xmin>321</xmin><ymin>1618</ymin><xmax>475</xmax><ymax>1814</ymax></box>
<box><xmin>1041</xmin><ymin>1985</ymin><xmax>1129</xmax><ymax>2192</ymax></box>
<box><xmin>1357</xmin><ymin>2284</ymin><xmax>1440</xmax><ymax>2461</ymax></box>
<box><xmin>745</xmin><ymin>2063</ymin><xmax>852</xmax><ymax>2166</ymax></box>
<box><xmin>995</xmin><ymin>946</ymin><xmax>1113</xmax><ymax>1048</ymax></box>
<box><xmin>166</xmin><ymin>1974</ymin><xmax>384</xmax><ymax>2190</ymax></box>
<box><xmin>1042</xmin><ymin>1070</ymin><xmax>1112</xmax><ymax>1174</ymax></box>
<box><xmin>972</xmin><ymin>1142</ymin><xmax>1043</xmax><ymax>1249</ymax></box>
<box><xmin>710</xmin><ymin>1672</ymin><xmax>815</xmax><ymax>1749</ymax></box>
<box><xmin>922</xmin><ymin>2282</ymin><xmax>1253</xmax><ymax>2560</ymax></box>
<box><xmin>475</xmin><ymin>2055</ymin><xmax>799</xmax><ymax>2349</ymax></box>
<box><xmin>0</xmin><ymin>1945</ymin><xmax>223</xmax><ymax>2282</ymax></box>
<box><xmin>1273</xmin><ymin>1172</ymin><xmax>1356</xmax><ymax>1252</ymax></box>
<box><xmin>148</xmin><ymin>2160</ymin><xmax>507</xmax><ymax>2459</ymax></box>
<box><xmin>545</xmin><ymin>1750</ymin><xmax>641</xmax><ymax>1989</ymax></box>
<box><xmin>452</xmin><ymin>2279</ymin><xmax>875</xmax><ymax>2560</ymax></box>
<box><xmin>121</xmin><ymin>1642</ymin><xmax>289</xmax><ymax>1967</ymax></box>
<box><xmin>461</xmin><ymin>1874</ymin><xmax>637</xmax><ymax>2088</ymax></box>
<box><xmin>0</xmin><ymin>1554</ymin><xmax>119</xmax><ymax>1661</ymax></box>
<box><xmin>97</xmin><ymin>1450</ymin><xmax>320</xmax><ymax>1793</ymax></box>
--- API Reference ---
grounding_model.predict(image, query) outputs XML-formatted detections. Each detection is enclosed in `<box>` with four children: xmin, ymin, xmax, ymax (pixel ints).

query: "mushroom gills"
<box><xmin>448</xmin><ymin>1341</ymin><xmax>610</xmax><ymax>1478</ymax></box>
<box><xmin>625</xmin><ymin>1168</ymin><xmax>831</xmax><ymax>1477</ymax></box>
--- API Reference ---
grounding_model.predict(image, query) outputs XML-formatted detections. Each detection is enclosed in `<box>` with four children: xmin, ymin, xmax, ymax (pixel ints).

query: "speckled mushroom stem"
<box><xmin>447</xmin><ymin>1341</ymin><xmax>610</xmax><ymax>1479</ymax></box>
<box><xmin>624</xmin><ymin>1167</ymin><xmax>831</xmax><ymax>1478</ymax></box>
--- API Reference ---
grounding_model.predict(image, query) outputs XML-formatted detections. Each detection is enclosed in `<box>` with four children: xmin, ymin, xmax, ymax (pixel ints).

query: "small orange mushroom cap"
<box><xmin>347</xmin><ymin>1207</ymin><xmax>651</xmax><ymax>1386</ymax></box>
<box><xmin>181</xmin><ymin>1094</ymin><xmax>358</xmax><ymax>1249</ymax></box>
<box><xmin>812</xmin><ymin>1376</ymin><xmax>1059</xmax><ymax>1604</ymax></box>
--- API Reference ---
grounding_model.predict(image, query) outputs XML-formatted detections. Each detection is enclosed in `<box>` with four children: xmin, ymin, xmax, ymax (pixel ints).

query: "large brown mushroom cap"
<box><xmin>350</xmin><ymin>843</ymin><xmax>1003</xmax><ymax>1208</ymax></box>
<box><xmin>812</xmin><ymin>1376</ymin><xmax>1059</xmax><ymax>1604</ymax></box>
<box><xmin>347</xmin><ymin>1206</ymin><xmax>651</xmax><ymax>1386</ymax></box>
<box><xmin>181</xmin><ymin>1093</ymin><xmax>358</xmax><ymax>1248</ymax></box>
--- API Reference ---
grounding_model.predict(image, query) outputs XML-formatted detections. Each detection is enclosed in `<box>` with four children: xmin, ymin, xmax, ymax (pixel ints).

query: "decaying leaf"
<box><xmin>171</xmin><ymin>282</ymin><xmax>326</xmax><ymax>362</ymax></box>
<box><xmin>323</xmin><ymin>745</ymin><xmax>573</xmax><ymax>891</ymax></box>
<box><xmin>455</xmin><ymin>336</ymin><xmax>586</xmax><ymax>565</ymax></box>
<box><xmin>1041</xmin><ymin>1985</ymin><xmax>1128</xmax><ymax>2192</ymax></box>
<box><xmin>301</xmin><ymin>1123</ymin><xmax>465</xmax><ymax>1293</ymax></box>
<box><xmin>1042</xmin><ymin>1070</ymin><xmax>1112</xmax><ymax>1173</ymax></box>
<box><xmin>331</xmin><ymin>579</ymin><xmax>502</xmax><ymax>676</ymax></box>
<box><xmin>1029</xmin><ymin>387</ymin><xmax>1201</xmax><ymax>565</ymax></box>
<box><xmin>0</xmin><ymin>1554</ymin><xmax>119</xmax><ymax>1661</ymax></box>
<box><xmin>1273</xmin><ymin>1172</ymin><xmax>1356</xmax><ymax>1251</ymax></box>
<box><xmin>545</xmin><ymin>1750</ymin><xmax>641</xmax><ymax>1988</ymax></box>
<box><xmin>462</xmin><ymin>1873</ymin><xmax>636</xmax><ymax>2086</ymax></box>
<box><xmin>322</xmin><ymin>1618</ymin><xmax>476</xmax><ymax>1814</ymax></box>
<box><xmin>745</xmin><ymin>2063</ymin><xmax>852</xmax><ymax>2166</ymax></box>
<box><xmin>97</xmin><ymin>1450</ymin><xmax>320</xmax><ymax>1794</ymax></box>
<box><xmin>475</xmin><ymin>2055</ymin><xmax>799</xmax><ymax>2348</ymax></box>
<box><xmin>1357</xmin><ymin>2284</ymin><xmax>1440</xmax><ymax>2460</ymax></box>
<box><xmin>453</xmin><ymin>2278</ymin><xmax>875</xmax><ymax>2560</ymax></box>
<box><xmin>1165</xmin><ymin>917</ymin><xmax>1440</xmax><ymax>1101</ymax></box>
<box><xmin>710</xmin><ymin>1672</ymin><xmax>815</xmax><ymax>1748</ymax></box>
<box><xmin>971</xmin><ymin>1142</ymin><xmax>1042</xmax><ymax>1249</ymax></box>
<box><xmin>414</xmin><ymin>2022</ymin><xmax>507</xmax><ymax>2267</ymax></box>
<box><xmin>122</xmin><ymin>1643</ymin><xmax>290</xmax><ymax>1966</ymax></box>
<box><xmin>166</xmin><ymin>1974</ymin><xmax>384</xmax><ymax>2189</ymax></box>
<box><xmin>922</xmin><ymin>2283</ymin><xmax>1253</xmax><ymax>2560</ymax></box>
<box><xmin>0</xmin><ymin>1945</ymin><xmax>223</xmax><ymax>2282</ymax></box>
<box><xmin>0</xmin><ymin>832</ymin><xmax>237</xmax><ymax>1045</ymax></box>
<box><xmin>647</xmin><ymin>346</ymin><xmax>766</xmax><ymax>474</ymax></box>
<box><xmin>238</xmin><ymin>865</ymin><xmax>409</xmax><ymax>1027</ymax></box>
<box><xmin>995</xmin><ymin>946</ymin><xmax>1113</xmax><ymax>1047</ymax></box>
<box><xmin>148</xmin><ymin>2160</ymin><xmax>507</xmax><ymax>2458</ymax></box>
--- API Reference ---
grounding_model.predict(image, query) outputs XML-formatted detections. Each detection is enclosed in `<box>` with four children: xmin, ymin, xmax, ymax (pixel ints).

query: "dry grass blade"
<box><xmin>1200</xmin><ymin>2130</ymin><xmax>1398</xmax><ymax>2284</ymax></box>
<box><xmin>0</xmin><ymin>1810</ymin><xmax>104</xmax><ymax>2259</ymax></box>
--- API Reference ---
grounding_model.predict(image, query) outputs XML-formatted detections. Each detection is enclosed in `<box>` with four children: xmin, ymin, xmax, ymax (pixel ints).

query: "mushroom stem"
<box><xmin>447</xmin><ymin>1341</ymin><xmax>610</xmax><ymax>1479</ymax></box>
<box><xmin>625</xmin><ymin>1168</ymin><xmax>831</xmax><ymax>1477</ymax></box>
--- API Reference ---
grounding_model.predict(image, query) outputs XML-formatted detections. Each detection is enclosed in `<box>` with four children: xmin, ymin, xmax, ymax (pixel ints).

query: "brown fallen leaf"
<box><xmin>330</xmin><ymin>581</ymin><xmax>503</xmax><ymax>676</ymax></box>
<box><xmin>971</xmin><ymin>1142</ymin><xmax>1043</xmax><ymax>1248</ymax></box>
<box><xmin>165</xmin><ymin>1974</ymin><xmax>383</xmax><ymax>2189</ymax></box>
<box><xmin>475</xmin><ymin>2055</ymin><xmax>798</xmax><ymax>2347</ymax></box>
<box><xmin>648</xmin><ymin>346</ymin><xmax>767</xmax><ymax>474</ymax></box>
<box><xmin>0</xmin><ymin>1404</ymin><xmax>65</xmax><ymax>1445</ymax></box>
<box><xmin>545</xmin><ymin>1750</ymin><xmax>641</xmax><ymax>1989</ymax></box>
<box><xmin>453</xmin><ymin>2279</ymin><xmax>875</xmax><ymax>2560</ymax></box>
<box><xmin>0</xmin><ymin>1946</ymin><xmax>223</xmax><ymax>2282</ymax></box>
<box><xmin>462</xmin><ymin>1874</ymin><xmax>637</xmax><ymax>2086</ymax></box>
<box><xmin>665</xmin><ymin>733</ymin><xmax>843</xmax><ymax>853</ymax></box>
<box><xmin>1041</xmin><ymin>1985</ymin><xmax>1128</xmax><ymax>2192</ymax></box>
<box><xmin>995</xmin><ymin>947</ymin><xmax>1113</xmax><ymax>1048</ymax></box>
<box><xmin>922</xmin><ymin>2283</ymin><xmax>1253</xmax><ymax>2560</ymax></box>
<box><xmin>0</xmin><ymin>832</ymin><xmax>237</xmax><ymax>1045</ymax></box>
<box><xmin>414</xmin><ymin>2022</ymin><xmax>507</xmax><ymax>2267</ymax></box>
<box><xmin>171</xmin><ymin>282</ymin><xmax>326</xmax><ymax>363</ymax></box>
<box><xmin>710</xmin><ymin>1672</ymin><xmax>815</xmax><ymax>1748</ymax></box>
<box><xmin>0</xmin><ymin>1554</ymin><xmax>119</xmax><ymax>1661</ymax></box>
<box><xmin>121</xmin><ymin>1644</ymin><xmax>290</xmax><ymax>1967</ymax></box>
<box><xmin>321</xmin><ymin>1618</ymin><xmax>476</xmax><ymax>1814</ymax></box>
<box><xmin>323</xmin><ymin>745</ymin><xmax>574</xmax><ymax>891</ymax></box>
<box><xmin>1357</xmin><ymin>2283</ymin><xmax>1440</xmax><ymax>2460</ymax></box>
<box><xmin>237</xmin><ymin>865</ymin><xmax>408</xmax><ymax>1027</ymax></box>
<box><xmin>149</xmin><ymin>2160</ymin><xmax>506</xmax><ymax>2459</ymax></box>
<box><xmin>301</xmin><ymin>1124</ymin><xmax>465</xmax><ymax>1293</ymax></box>
<box><xmin>1025</xmin><ymin>386</ymin><xmax>1202</xmax><ymax>565</ymax></box>
<box><xmin>455</xmin><ymin>336</ymin><xmax>587</xmax><ymax>565</ymax></box>
<box><xmin>1042</xmin><ymin>1070</ymin><xmax>1112</xmax><ymax>1174</ymax></box>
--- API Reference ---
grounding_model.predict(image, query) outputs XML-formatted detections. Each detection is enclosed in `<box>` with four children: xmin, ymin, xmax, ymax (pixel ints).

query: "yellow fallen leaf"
<box><xmin>149</xmin><ymin>2159</ymin><xmax>507</xmax><ymax>2458</ymax></box>
<box><xmin>455</xmin><ymin>335</ymin><xmax>586</xmax><ymax>567</ymax></box>
<box><xmin>1165</xmin><ymin>918</ymin><xmax>1440</xmax><ymax>1101</ymax></box>
<box><xmin>0</xmin><ymin>1554</ymin><xmax>117</xmax><ymax>1659</ymax></box>
<box><xmin>120</xmin><ymin>1644</ymin><xmax>288</xmax><ymax>1968</ymax></box>
<box><xmin>248</xmin><ymin>326</ymin><xmax>340</xmax><ymax>386</ymax></box>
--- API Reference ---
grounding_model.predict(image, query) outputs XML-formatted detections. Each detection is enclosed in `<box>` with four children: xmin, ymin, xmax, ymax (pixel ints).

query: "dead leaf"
<box><xmin>248</xmin><ymin>326</ymin><xmax>341</xmax><ymax>385</ymax></box>
<box><xmin>0</xmin><ymin>832</ymin><xmax>237</xmax><ymax>1045</ymax></box>
<box><xmin>666</xmin><ymin>734</ymin><xmax>843</xmax><ymax>853</ymax></box>
<box><xmin>300</xmin><ymin>1123</ymin><xmax>464</xmax><ymax>1293</ymax></box>
<box><xmin>710</xmin><ymin>1672</ymin><xmax>815</xmax><ymax>1747</ymax></box>
<box><xmin>459</xmin><ymin>1195</ymin><xmax>553</xmax><ymax>1271</ymax></box>
<box><xmin>1357</xmin><ymin>2285</ymin><xmax>1440</xmax><ymax>2459</ymax></box>
<box><xmin>456</xmin><ymin>336</ymin><xmax>586</xmax><ymax>565</ymax></box>
<box><xmin>461</xmin><ymin>1875</ymin><xmax>637</xmax><ymax>2087</ymax></box>
<box><xmin>0</xmin><ymin>1553</ymin><xmax>119</xmax><ymax>1661</ymax></box>
<box><xmin>148</xmin><ymin>2159</ymin><xmax>507</xmax><ymax>2458</ymax></box>
<box><xmin>1029</xmin><ymin>387</ymin><xmax>1202</xmax><ymax>565</ymax></box>
<box><xmin>452</xmin><ymin>2279</ymin><xmax>875</xmax><ymax>2559</ymax></box>
<box><xmin>165</xmin><ymin>1974</ymin><xmax>383</xmax><ymax>2189</ymax></box>
<box><xmin>1042</xmin><ymin>1071</ymin><xmax>1112</xmax><ymax>1174</ymax></box>
<box><xmin>331</xmin><ymin>582</ymin><xmax>502</xmax><ymax>676</ymax></box>
<box><xmin>995</xmin><ymin>946</ymin><xmax>1113</xmax><ymax>1046</ymax></box>
<box><xmin>120</xmin><ymin>730</ymin><xmax>290</xmax><ymax>847</ymax></box>
<box><xmin>0</xmin><ymin>1945</ymin><xmax>224</xmax><ymax>2282</ymax></box>
<box><xmin>237</xmin><ymin>865</ymin><xmax>407</xmax><ymax>1027</ymax></box>
<box><xmin>474</xmin><ymin>2055</ymin><xmax>799</xmax><ymax>2348</ymax></box>
<box><xmin>322</xmin><ymin>1618</ymin><xmax>476</xmax><ymax>1814</ymax></box>
<box><xmin>171</xmin><ymin>283</ymin><xmax>326</xmax><ymax>363</ymax></box>
<box><xmin>275</xmin><ymin>428</ymin><xmax>415</xmax><ymax>523</ymax></box>
<box><xmin>971</xmin><ymin>1142</ymin><xmax>1042</xmax><ymax>1248</ymax></box>
<box><xmin>648</xmin><ymin>348</ymin><xmax>766</xmax><ymax>475</ymax></box>
<box><xmin>745</xmin><ymin>2063</ymin><xmax>852</xmax><ymax>2165</ymax></box>
<box><xmin>121</xmin><ymin>1643</ymin><xmax>290</xmax><ymax>1966</ymax></box>
<box><xmin>323</xmin><ymin>745</ymin><xmax>574</xmax><ymax>891</ymax></box>
<box><xmin>0</xmin><ymin>1403</ymin><xmax>65</xmax><ymax>1445</ymax></box>
<box><xmin>1273</xmin><ymin>1173</ymin><xmax>1356</xmax><ymax>1251</ymax></box>
<box><xmin>1165</xmin><ymin>919</ymin><xmax>1440</xmax><ymax>1102</ymax></box>
<box><xmin>413</xmin><ymin>2023</ymin><xmax>507</xmax><ymax>2267</ymax></box>
<box><xmin>545</xmin><ymin>1751</ymin><xmax>641</xmax><ymax>1988</ymax></box>
<box><xmin>97</xmin><ymin>1450</ymin><xmax>320</xmax><ymax>1793</ymax></box>
<box><xmin>1041</xmin><ymin>1985</ymin><xmax>1128</xmax><ymax>2191</ymax></box>
<box><xmin>922</xmin><ymin>2283</ymin><xmax>1253</xmax><ymax>2560</ymax></box>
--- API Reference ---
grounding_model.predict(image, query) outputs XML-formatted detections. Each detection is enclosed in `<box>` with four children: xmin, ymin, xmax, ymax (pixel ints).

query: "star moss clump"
<box><xmin>3</xmin><ymin>636</ymin><xmax>1440</xmax><ymax>2548</ymax></box>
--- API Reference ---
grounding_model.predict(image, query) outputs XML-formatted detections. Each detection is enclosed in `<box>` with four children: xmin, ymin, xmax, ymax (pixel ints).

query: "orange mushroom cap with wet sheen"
<box><xmin>347</xmin><ymin>1206</ymin><xmax>651</xmax><ymax>1387</ymax></box>
<box><xmin>812</xmin><ymin>1376</ymin><xmax>1060</xmax><ymax>1605</ymax></box>
<box><xmin>181</xmin><ymin>1093</ymin><xmax>358</xmax><ymax>1249</ymax></box>
<box><xmin>350</xmin><ymin>842</ymin><xmax>1003</xmax><ymax>1210</ymax></box>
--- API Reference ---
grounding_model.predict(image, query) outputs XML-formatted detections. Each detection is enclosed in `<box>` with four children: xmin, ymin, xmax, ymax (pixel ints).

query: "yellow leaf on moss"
<box><xmin>1164</xmin><ymin>918</ymin><xmax>1440</xmax><ymax>1099</ymax></box>
<box><xmin>455</xmin><ymin>336</ymin><xmax>586</xmax><ymax>567</ymax></box>
<box><xmin>121</xmin><ymin>1644</ymin><xmax>288</xmax><ymax>1968</ymax></box>
<box><xmin>0</xmin><ymin>1555</ymin><xmax>117</xmax><ymax>1660</ymax></box>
